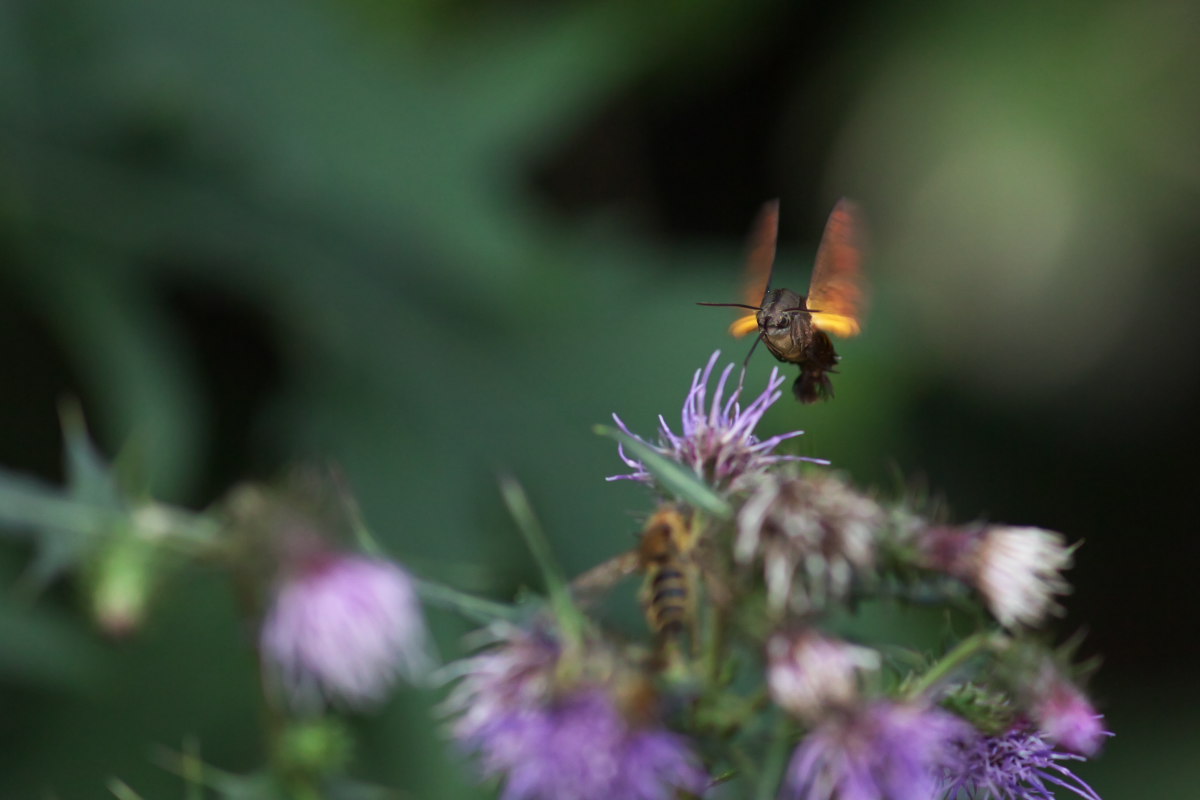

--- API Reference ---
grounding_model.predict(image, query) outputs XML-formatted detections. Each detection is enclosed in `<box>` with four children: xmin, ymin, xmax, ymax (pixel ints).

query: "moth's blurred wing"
<box><xmin>727</xmin><ymin>199</ymin><xmax>779</xmax><ymax>338</ymax></box>
<box><xmin>729</xmin><ymin>313</ymin><xmax>759</xmax><ymax>338</ymax></box>
<box><xmin>808</xmin><ymin>198</ymin><xmax>867</xmax><ymax>339</ymax></box>
<box><xmin>742</xmin><ymin>199</ymin><xmax>779</xmax><ymax>308</ymax></box>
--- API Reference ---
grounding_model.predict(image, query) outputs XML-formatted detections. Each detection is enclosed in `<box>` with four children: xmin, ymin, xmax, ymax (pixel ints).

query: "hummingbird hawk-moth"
<box><xmin>701</xmin><ymin>199</ymin><xmax>867</xmax><ymax>403</ymax></box>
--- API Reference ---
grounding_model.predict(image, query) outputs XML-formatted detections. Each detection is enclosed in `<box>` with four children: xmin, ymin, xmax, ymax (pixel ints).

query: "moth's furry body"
<box><xmin>757</xmin><ymin>288</ymin><xmax>841</xmax><ymax>402</ymax></box>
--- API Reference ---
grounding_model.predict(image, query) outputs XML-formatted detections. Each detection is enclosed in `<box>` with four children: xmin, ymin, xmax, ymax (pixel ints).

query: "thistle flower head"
<box><xmin>1029</xmin><ymin>673</ymin><xmax>1110</xmax><ymax>757</ymax></box>
<box><xmin>465</xmin><ymin>689</ymin><xmax>707</xmax><ymax>800</ymax></box>
<box><xmin>443</xmin><ymin>626</ymin><xmax>707</xmax><ymax>800</ymax></box>
<box><xmin>920</xmin><ymin>525</ymin><xmax>1072</xmax><ymax>628</ymax></box>
<box><xmin>784</xmin><ymin>701</ymin><xmax>973</xmax><ymax>800</ymax></box>
<box><xmin>735</xmin><ymin>472</ymin><xmax>882</xmax><ymax>613</ymax></box>
<box><xmin>942</xmin><ymin>729</ymin><xmax>1103</xmax><ymax>800</ymax></box>
<box><xmin>260</xmin><ymin>552</ymin><xmax>429</xmax><ymax>710</ymax></box>
<box><xmin>767</xmin><ymin>630</ymin><xmax>880</xmax><ymax>722</ymax></box>
<box><xmin>442</xmin><ymin>625</ymin><xmax>562</xmax><ymax>743</ymax></box>
<box><xmin>609</xmin><ymin>350</ymin><xmax>819</xmax><ymax>490</ymax></box>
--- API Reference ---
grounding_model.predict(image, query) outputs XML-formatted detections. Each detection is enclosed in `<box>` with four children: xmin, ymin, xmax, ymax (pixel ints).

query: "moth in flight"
<box><xmin>701</xmin><ymin>199</ymin><xmax>867</xmax><ymax>402</ymax></box>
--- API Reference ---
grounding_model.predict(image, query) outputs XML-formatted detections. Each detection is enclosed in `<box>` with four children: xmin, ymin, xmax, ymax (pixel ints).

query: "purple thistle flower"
<box><xmin>784</xmin><ymin>701</ymin><xmax>973</xmax><ymax>800</ymax></box>
<box><xmin>260</xmin><ymin>553</ymin><xmax>429</xmax><ymax>709</ymax></box>
<box><xmin>443</xmin><ymin>628</ymin><xmax>707</xmax><ymax>800</ymax></box>
<box><xmin>609</xmin><ymin>350</ymin><xmax>823</xmax><ymax>490</ymax></box>
<box><xmin>465</xmin><ymin>690</ymin><xmax>706</xmax><ymax>800</ymax></box>
<box><xmin>443</xmin><ymin>625</ymin><xmax>561</xmax><ymax>743</ymax></box>
<box><xmin>941</xmin><ymin>729</ymin><xmax>1103</xmax><ymax>800</ymax></box>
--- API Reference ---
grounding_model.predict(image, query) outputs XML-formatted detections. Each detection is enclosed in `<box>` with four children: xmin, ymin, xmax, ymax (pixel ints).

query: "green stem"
<box><xmin>703</xmin><ymin>600</ymin><xmax>728</xmax><ymax>688</ymax></box>
<box><xmin>328</xmin><ymin>486</ymin><xmax>517</xmax><ymax>626</ymax></box>
<box><xmin>728</xmin><ymin>745</ymin><xmax>758</xmax><ymax>792</ymax></box>
<box><xmin>755</xmin><ymin>712</ymin><xmax>792</xmax><ymax>800</ymax></box>
<box><xmin>498</xmin><ymin>476</ymin><xmax>584</xmax><ymax>644</ymax></box>
<box><xmin>106</xmin><ymin>780</ymin><xmax>144</xmax><ymax>800</ymax></box>
<box><xmin>413</xmin><ymin>576</ymin><xmax>519</xmax><ymax>624</ymax></box>
<box><xmin>905</xmin><ymin>631</ymin><xmax>1002</xmax><ymax>701</ymax></box>
<box><xmin>131</xmin><ymin>502</ymin><xmax>225</xmax><ymax>556</ymax></box>
<box><xmin>180</xmin><ymin>737</ymin><xmax>205</xmax><ymax>800</ymax></box>
<box><xmin>0</xmin><ymin>476</ymin><xmax>226</xmax><ymax>559</ymax></box>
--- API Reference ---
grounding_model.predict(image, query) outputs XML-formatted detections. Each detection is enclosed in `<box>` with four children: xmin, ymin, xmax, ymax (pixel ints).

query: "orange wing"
<box><xmin>730</xmin><ymin>199</ymin><xmax>779</xmax><ymax>338</ymax></box>
<box><xmin>807</xmin><ymin>198</ymin><xmax>867</xmax><ymax>339</ymax></box>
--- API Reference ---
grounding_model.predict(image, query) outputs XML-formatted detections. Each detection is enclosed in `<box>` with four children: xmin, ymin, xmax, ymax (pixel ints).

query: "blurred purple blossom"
<box><xmin>260</xmin><ymin>553</ymin><xmax>428</xmax><ymax>709</ymax></box>
<box><xmin>461</xmin><ymin>689</ymin><xmax>706</xmax><ymax>800</ymax></box>
<box><xmin>443</xmin><ymin>625</ymin><xmax>561</xmax><ymax>743</ymax></box>
<box><xmin>1031</xmin><ymin>678</ymin><xmax>1110</xmax><ymax>757</ymax></box>
<box><xmin>443</xmin><ymin>627</ymin><xmax>706</xmax><ymax>800</ymax></box>
<box><xmin>784</xmin><ymin>701</ymin><xmax>972</xmax><ymax>800</ymax></box>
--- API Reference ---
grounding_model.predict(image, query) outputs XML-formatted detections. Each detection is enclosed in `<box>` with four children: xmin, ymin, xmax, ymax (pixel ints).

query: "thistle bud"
<box><xmin>1024</xmin><ymin>664</ymin><xmax>1109</xmax><ymax>756</ymax></box>
<box><xmin>87</xmin><ymin>525</ymin><xmax>160</xmax><ymax>638</ymax></box>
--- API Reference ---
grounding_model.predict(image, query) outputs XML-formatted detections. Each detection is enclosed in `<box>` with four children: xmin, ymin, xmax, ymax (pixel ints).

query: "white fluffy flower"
<box><xmin>974</xmin><ymin>526</ymin><xmax>1072</xmax><ymax>629</ymax></box>
<box><xmin>767</xmin><ymin>630</ymin><xmax>880</xmax><ymax>721</ymax></box>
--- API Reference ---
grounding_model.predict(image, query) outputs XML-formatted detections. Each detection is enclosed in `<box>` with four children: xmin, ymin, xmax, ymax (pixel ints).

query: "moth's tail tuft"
<box><xmin>793</xmin><ymin>368</ymin><xmax>835</xmax><ymax>403</ymax></box>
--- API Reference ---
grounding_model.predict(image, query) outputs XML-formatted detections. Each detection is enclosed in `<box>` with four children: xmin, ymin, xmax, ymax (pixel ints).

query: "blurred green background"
<box><xmin>1</xmin><ymin>0</ymin><xmax>1197</xmax><ymax>796</ymax></box>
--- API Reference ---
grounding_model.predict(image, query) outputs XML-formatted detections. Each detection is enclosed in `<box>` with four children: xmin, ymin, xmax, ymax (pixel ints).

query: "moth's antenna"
<box><xmin>696</xmin><ymin>302</ymin><xmax>761</xmax><ymax>310</ymax></box>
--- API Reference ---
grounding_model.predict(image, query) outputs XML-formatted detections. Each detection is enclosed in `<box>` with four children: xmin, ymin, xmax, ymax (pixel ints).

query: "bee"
<box><xmin>637</xmin><ymin>505</ymin><xmax>699</xmax><ymax>640</ymax></box>
<box><xmin>569</xmin><ymin>504</ymin><xmax>727</xmax><ymax>662</ymax></box>
<box><xmin>701</xmin><ymin>199</ymin><xmax>867</xmax><ymax>402</ymax></box>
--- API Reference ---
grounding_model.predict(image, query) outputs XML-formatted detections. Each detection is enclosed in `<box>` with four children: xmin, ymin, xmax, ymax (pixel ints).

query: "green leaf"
<box><xmin>499</xmin><ymin>476</ymin><xmax>585</xmax><ymax>644</ymax></box>
<box><xmin>60</xmin><ymin>399</ymin><xmax>122</xmax><ymax>510</ymax></box>
<box><xmin>594</xmin><ymin>425</ymin><xmax>732</xmax><ymax>519</ymax></box>
<box><xmin>155</xmin><ymin>747</ymin><xmax>282</xmax><ymax>800</ymax></box>
<box><xmin>0</xmin><ymin>467</ymin><xmax>110</xmax><ymax>591</ymax></box>
<box><xmin>13</xmin><ymin>404</ymin><xmax>126</xmax><ymax>588</ymax></box>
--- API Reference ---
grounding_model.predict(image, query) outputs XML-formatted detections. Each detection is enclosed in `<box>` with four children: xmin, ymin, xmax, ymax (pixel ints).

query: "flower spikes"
<box><xmin>609</xmin><ymin>350</ymin><xmax>824</xmax><ymax>492</ymax></box>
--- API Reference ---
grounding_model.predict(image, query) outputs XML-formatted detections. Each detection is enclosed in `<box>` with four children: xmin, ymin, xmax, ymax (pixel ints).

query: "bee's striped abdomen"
<box><xmin>638</xmin><ymin>506</ymin><xmax>697</xmax><ymax>639</ymax></box>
